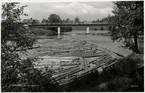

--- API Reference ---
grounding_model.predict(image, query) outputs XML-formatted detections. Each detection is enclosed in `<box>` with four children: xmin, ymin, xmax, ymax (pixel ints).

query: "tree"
<box><xmin>48</xmin><ymin>14</ymin><xmax>61</xmax><ymax>23</ymax></box>
<box><xmin>66</xmin><ymin>18</ymin><xmax>71</xmax><ymax>23</ymax></box>
<box><xmin>62</xmin><ymin>19</ymin><xmax>66</xmax><ymax>23</ymax></box>
<box><xmin>48</xmin><ymin>14</ymin><xmax>62</xmax><ymax>34</ymax></box>
<box><xmin>1</xmin><ymin>2</ymin><xmax>35</xmax><ymax>91</ymax></box>
<box><xmin>75</xmin><ymin>17</ymin><xmax>80</xmax><ymax>23</ymax></box>
<box><xmin>110</xmin><ymin>1</ymin><xmax>143</xmax><ymax>53</ymax></box>
<box><xmin>1</xmin><ymin>3</ymin><xmax>58</xmax><ymax>92</ymax></box>
<box><xmin>91</xmin><ymin>20</ymin><xmax>95</xmax><ymax>23</ymax></box>
<box><xmin>41</xmin><ymin>19</ymin><xmax>49</xmax><ymax>24</ymax></box>
<box><xmin>97</xmin><ymin>19</ymin><xmax>100</xmax><ymax>22</ymax></box>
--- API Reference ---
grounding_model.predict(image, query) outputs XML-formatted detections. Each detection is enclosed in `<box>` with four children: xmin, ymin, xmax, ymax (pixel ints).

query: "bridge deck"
<box><xmin>28</xmin><ymin>23</ymin><xmax>108</xmax><ymax>27</ymax></box>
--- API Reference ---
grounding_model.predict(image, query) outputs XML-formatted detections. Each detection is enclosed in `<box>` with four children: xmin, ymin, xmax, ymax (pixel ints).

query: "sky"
<box><xmin>20</xmin><ymin>2</ymin><xmax>114</xmax><ymax>22</ymax></box>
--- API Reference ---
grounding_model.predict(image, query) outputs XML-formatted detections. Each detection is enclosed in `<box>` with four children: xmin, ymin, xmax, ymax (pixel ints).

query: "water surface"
<box><xmin>66</xmin><ymin>30</ymin><xmax>132</xmax><ymax>56</ymax></box>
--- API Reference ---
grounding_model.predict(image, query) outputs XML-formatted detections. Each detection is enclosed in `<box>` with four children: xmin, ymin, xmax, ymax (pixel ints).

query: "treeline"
<box><xmin>41</xmin><ymin>14</ymin><xmax>80</xmax><ymax>24</ymax></box>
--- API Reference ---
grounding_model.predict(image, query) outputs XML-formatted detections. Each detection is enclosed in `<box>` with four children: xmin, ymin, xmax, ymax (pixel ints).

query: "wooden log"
<box><xmin>53</xmin><ymin>67</ymin><xmax>81</xmax><ymax>81</ymax></box>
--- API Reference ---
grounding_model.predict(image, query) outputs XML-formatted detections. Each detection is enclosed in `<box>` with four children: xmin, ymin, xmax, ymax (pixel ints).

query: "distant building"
<box><xmin>22</xmin><ymin>18</ymin><xmax>40</xmax><ymax>24</ymax></box>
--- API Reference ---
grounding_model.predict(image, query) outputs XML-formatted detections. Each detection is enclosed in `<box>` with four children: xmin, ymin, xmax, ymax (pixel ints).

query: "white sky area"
<box><xmin>20</xmin><ymin>2</ymin><xmax>114</xmax><ymax>22</ymax></box>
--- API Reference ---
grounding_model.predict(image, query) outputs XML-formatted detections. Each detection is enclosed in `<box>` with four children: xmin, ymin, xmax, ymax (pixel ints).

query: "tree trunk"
<box><xmin>133</xmin><ymin>35</ymin><xmax>140</xmax><ymax>53</ymax></box>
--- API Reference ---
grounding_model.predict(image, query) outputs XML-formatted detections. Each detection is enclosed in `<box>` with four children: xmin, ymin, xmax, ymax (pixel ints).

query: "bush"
<box><xmin>61</xmin><ymin>27</ymin><xmax>72</xmax><ymax>32</ymax></box>
<box><xmin>94</xmin><ymin>28</ymin><xmax>98</xmax><ymax>30</ymax></box>
<box><xmin>100</xmin><ymin>27</ymin><xmax>104</xmax><ymax>30</ymax></box>
<box><xmin>113</xmin><ymin>58</ymin><xmax>140</xmax><ymax>75</ymax></box>
<box><xmin>107</xmin><ymin>77</ymin><xmax>132</xmax><ymax>91</ymax></box>
<box><xmin>31</xmin><ymin>28</ymin><xmax>57</xmax><ymax>36</ymax></box>
<box><xmin>61</xmin><ymin>71</ymin><xmax>99</xmax><ymax>91</ymax></box>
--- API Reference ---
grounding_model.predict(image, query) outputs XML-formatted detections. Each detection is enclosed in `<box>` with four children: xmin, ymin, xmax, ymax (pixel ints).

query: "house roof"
<box><xmin>32</xmin><ymin>19</ymin><xmax>40</xmax><ymax>24</ymax></box>
<box><xmin>22</xmin><ymin>19</ymin><xmax>40</xmax><ymax>24</ymax></box>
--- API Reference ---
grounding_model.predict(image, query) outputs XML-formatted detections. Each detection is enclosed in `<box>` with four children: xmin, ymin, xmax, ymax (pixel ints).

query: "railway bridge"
<box><xmin>28</xmin><ymin>22</ymin><xmax>109</xmax><ymax>34</ymax></box>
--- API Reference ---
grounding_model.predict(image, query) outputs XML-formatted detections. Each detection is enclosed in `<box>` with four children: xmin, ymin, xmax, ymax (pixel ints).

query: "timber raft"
<box><xmin>32</xmin><ymin>35</ymin><xmax>123</xmax><ymax>85</ymax></box>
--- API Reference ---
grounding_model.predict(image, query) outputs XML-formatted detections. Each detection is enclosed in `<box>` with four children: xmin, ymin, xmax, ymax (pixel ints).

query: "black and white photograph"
<box><xmin>1</xmin><ymin>0</ymin><xmax>144</xmax><ymax>92</ymax></box>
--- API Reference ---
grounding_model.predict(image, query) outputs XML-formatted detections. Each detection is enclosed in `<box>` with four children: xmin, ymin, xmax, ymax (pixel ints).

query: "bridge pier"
<box><xmin>86</xmin><ymin>27</ymin><xmax>89</xmax><ymax>33</ymax></box>
<box><xmin>58</xmin><ymin>27</ymin><xmax>60</xmax><ymax>35</ymax></box>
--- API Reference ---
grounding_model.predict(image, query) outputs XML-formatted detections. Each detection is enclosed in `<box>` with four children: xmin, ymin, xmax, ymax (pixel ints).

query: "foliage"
<box><xmin>1</xmin><ymin>2</ymin><xmax>59</xmax><ymax>92</ymax></box>
<box><xmin>110</xmin><ymin>1</ymin><xmax>143</xmax><ymax>53</ymax></box>
<box><xmin>60</xmin><ymin>71</ymin><xmax>100</xmax><ymax>91</ymax></box>
<box><xmin>100</xmin><ymin>27</ymin><xmax>104</xmax><ymax>30</ymax></box>
<box><xmin>41</xmin><ymin>18</ymin><xmax>49</xmax><ymax>24</ymax></box>
<box><xmin>47</xmin><ymin>14</ymin><xmax>62</xmax><ymax>33</ymax></box>
<box><xmin>1</xmin><ymin>3</ymin><xmax>35</xmax><ymax>91</ymax></box>
<box><xmin>65</xmin><ymin>18</ymin><xmax>71</xmax><ymax>23</ymax></box>
<box><xmin>61</xmin><ymin>27</ymin><xmax>72</xmax><ymax>32</ymax></box>
<box><xmin>48</xmin><ymin>14</ymin><xmax>62</xmax><ymax>23</ymax></box>
<box><xmin>75</xmin><ymin>17</ymin><xmax>80</xmax><ymax>23</ymax></box>
<box><xmin>107</xmin><ymin>77</ymin><xmax>132</xmax><ymax>91</ymax></box>
<box><xmin>1</xmin><ymin>3</ymin><xmax>35</xmax><ymax>49</ymax></box>
<box><xmin>97</xmin><ymin>57</ymin><xmax>143</xmax><ymax>92</ymax></box>
<box><xmin>31</xmin><ymin>27</ymin><xmax>58</xmax><ymax>36</ymax></box>
<box><xmin>92</xmin><ymin>19</ymin><xmax>100</xmax><ymax>23</ymax></box>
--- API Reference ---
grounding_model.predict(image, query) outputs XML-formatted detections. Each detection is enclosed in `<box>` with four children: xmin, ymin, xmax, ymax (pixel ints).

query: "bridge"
<box><xmin>28</xmin><ymin>22</ymin><xmax>109</xmax><ymax>34</ymax></box>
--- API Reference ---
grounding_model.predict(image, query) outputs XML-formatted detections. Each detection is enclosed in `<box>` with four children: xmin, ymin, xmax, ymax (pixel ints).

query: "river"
<box><xmin>64</xmin><ymin>30</ymin><xmax>132</xmax><ymax>57</ymax></box>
